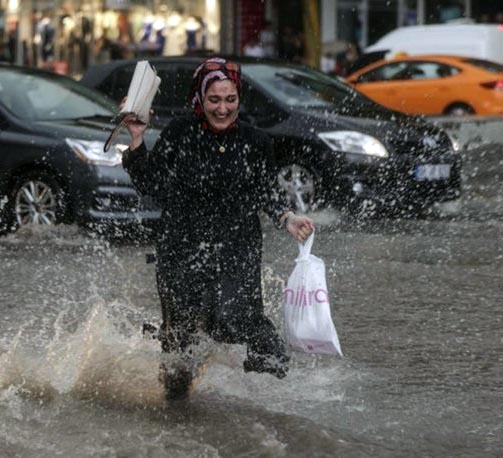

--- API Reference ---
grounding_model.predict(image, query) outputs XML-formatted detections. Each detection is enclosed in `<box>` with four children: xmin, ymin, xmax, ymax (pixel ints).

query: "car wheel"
<box><xmin>10</xmin><ymin>172</ymin><xmax>67</xmax><ymax>230</ymax></box>
<box><xmin>277</xmin><ymin>164</ymin><xmax>316</xmax><ymax>213</ymax></box>
<box><xmin>445</xmin><ymin>103</ymin><xmax>474</xmax><ymax>116</ymax></box>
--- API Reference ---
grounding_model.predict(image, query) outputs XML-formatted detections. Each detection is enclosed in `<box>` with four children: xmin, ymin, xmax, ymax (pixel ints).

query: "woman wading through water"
<box><xmin>121</xmin><ymin>57</ymin><xmax>314</xmax><ymax>398</ymax></box>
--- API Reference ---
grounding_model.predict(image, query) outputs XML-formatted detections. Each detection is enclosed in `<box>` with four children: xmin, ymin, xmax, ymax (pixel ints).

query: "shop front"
<box><xmin>3</xmin><ymin>0</ymin><xmax>222</xmax><ymax>76</ymax></box>
<box><xmin>94</xmin><ymin>0</ymin><xmax>221</xmax><ymax>62</ymax></box>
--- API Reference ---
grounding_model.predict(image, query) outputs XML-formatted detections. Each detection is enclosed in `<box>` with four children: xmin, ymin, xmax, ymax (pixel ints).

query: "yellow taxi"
<box><xmin>345</xmin><ymin>54</ymin><xmax>503</xmax><ymax>116</ymax></box>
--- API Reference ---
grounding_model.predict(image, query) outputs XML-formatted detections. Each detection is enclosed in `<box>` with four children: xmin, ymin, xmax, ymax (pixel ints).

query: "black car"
<box><xmin>0</xmin><ymin>64</ymin><xmax>161</xmax><ymax>236</ymax></box>
<box><xmin>81</xmin><ymin>56</ymin><xmax>461</xmax><ymax>215</ymax></box>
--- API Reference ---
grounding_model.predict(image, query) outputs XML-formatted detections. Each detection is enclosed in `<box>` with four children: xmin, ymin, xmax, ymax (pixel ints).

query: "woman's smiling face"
<box><xmin>202</xmin><ymin>79</ymin><xmax>239</xmax><ymax>132</ymax></box>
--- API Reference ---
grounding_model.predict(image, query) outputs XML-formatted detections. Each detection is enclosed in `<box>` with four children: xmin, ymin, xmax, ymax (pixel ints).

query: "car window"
<box><xmin>0</xmin><ymin>69</ymin><xmax>116</xmax><ymax>121</ymax></box>
<box><xmin>148</xmin><ymin>66</ymin><xmax>192</xmax><ymax>115</ymax></box>
<box><xmin>243</xmin><ymin>63</ymin><xmax>362</xmax><ymax>109</ymax></box>
<box><xmin>171</xmin><ymin>67</ymin><xmax>193</xmax><ymax>110</ymax></box>
<box><xmin>434</xmin><ymin>64</ymin><xmax>459</xmax><ymax>78</ymax></box>
<box><xmin>358</xmin><ymin>61</ymin><xmax>459</xmax><ymax>82</ymax></box>
<box><xmin>150</xmin><ymin>67</ymin><xmax>176</xmax><ymax>110</ymax></box>
<box><xmin>357</xmin><ymin>62</ymin><xmax>408</xmax><ymax>82</ymax></box>
<box><xmin>406</xmin><ymin>62</ymin><xmax>460</xmax><ymax>79</ymax></box>
<box><xmin>463</xmin><ymin>58</ymin><xmax>503</xmax><ymax>73</ymax></box>
<box><xmin>239</xmin><ymin>81</ymin><xmax>277</xmax><ymax>125</ymax></box>
<box><xmin>110</xmin><ymin>65</ymin><xmax>136</xmax><ymax>101</ymax></box>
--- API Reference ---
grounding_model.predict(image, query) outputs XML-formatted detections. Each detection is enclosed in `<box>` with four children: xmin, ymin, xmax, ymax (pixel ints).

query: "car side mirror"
<box><xmin>347</xmin><ymin>78</ymin><xmax>358</xmax><ymax>85</ymax></box>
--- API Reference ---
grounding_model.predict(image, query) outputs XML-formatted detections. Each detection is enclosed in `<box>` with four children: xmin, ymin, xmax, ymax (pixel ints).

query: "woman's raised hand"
<box><xmin>120</xmin><ymin>97</ymin><xmax>151</xmax><ymax>150</ymax></box>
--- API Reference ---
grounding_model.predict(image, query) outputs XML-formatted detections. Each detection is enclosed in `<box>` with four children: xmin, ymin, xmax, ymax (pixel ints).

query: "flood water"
<box><xmin>1</xmin><ymin>144</ymin><xmax>502</xmax><ymax>457</ymax></box>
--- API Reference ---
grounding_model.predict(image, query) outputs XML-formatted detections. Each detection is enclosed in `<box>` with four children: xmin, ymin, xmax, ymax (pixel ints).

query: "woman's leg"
<box><xmin>210</xmin><ymin>275</ymin><xmax>290</xmax><ymax>378</ymax></box>
<box><xmin>156</xmin><ymin>267</ymin><xmax>201</xmax><ymax>353</ymax></box>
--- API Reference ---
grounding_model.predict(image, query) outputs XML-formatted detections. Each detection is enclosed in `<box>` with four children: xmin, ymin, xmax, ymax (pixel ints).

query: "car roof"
<box><xmin>0</xmin><ymin>62</ymin><xmax>74</xmax><ymax>79</ymax></box>
<box><xmin>80</xmin><ymin>55</ymin><xmax>312</xmax><ymax>85</ymax></box>
<box><xmin>347</xmin><ymin>54</ymin><xmax>490</xmax><ymax>78</ymax></box>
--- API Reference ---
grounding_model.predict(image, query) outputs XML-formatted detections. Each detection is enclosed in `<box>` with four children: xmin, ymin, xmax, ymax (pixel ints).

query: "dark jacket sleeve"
<box><xmin>254</xmin><ymin>129</ymin><xmax>290</xmax><ymax>227</ymax></box>
<box><xmin>122</xmin><ymin>123</ymin><xmax>176</xmax><ymax>207</ymax></box>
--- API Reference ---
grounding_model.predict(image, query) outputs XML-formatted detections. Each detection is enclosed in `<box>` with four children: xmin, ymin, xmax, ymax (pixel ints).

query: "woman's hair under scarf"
<box><xmin>191</xmin><ymin>57</ymin><xmax>241</xmax><ymax>117</ymax></box>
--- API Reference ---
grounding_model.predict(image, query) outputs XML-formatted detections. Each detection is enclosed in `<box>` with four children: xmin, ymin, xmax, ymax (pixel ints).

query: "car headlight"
<box><xmin>65</xmin><ymin>138</ymin><xmax>128</xmax><ymax>166</ymax></box>
<box><xmin>318</xmin><ymin>131</ymin><xmax>389</xmax><ymax>159</ymax></box>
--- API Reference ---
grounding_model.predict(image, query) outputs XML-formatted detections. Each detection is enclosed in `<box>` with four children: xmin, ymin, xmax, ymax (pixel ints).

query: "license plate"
<box><xmin>415</xmin><ymin>164</ymin><xmax>451</xmax><ymax>181</ymax></box>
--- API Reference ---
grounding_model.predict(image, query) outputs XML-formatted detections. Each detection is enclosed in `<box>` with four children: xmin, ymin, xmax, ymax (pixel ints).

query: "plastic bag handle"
<box><xmin>297</xmin><ymin>232</ymin><xmax>315</xmax><ymax>260</ymax></box>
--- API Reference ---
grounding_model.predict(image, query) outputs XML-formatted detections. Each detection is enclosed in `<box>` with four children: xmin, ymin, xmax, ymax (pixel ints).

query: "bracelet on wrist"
<box><xmin>280</xmin><ymin>210</ymin><xmax>295</xmax><ymax>228</ymax></box>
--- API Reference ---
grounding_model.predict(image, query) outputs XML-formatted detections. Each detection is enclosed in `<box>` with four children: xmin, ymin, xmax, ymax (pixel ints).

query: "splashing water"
<box><xmin>0</xmin><ymin>301</ymin><xmax>218</xmax><ymax>408</ymax></box>
<box><xmin>0</xmin><ymin>290</ymin><xmax>352</xmax><ymax>415</ymax></box>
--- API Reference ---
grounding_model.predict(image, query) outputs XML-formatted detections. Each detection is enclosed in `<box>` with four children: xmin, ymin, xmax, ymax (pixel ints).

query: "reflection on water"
<box><xmin>1</xmin><ymin>145</ymin><xmax>503</xmax><ymax>456</ymax></box>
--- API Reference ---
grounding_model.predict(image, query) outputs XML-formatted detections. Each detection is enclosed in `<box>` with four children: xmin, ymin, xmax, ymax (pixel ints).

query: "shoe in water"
<box><xmin>159</xmin><ymin>357</ymin><xmax>210</xmax><ymax>401</ymax></box>
<box><xmin>160</xmin><ymin>362</ymin><xmax>194</xmax><ymax>400</ymax></box>
<box><xmin>243</xmin><ymin>354</ymin><xmax>289</xmax><ymax>379</ymax></box>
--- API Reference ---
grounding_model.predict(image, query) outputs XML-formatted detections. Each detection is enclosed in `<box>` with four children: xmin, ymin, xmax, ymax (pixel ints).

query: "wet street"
<box><xmin>1</xmin><ymin>141</ymin><xmax>502</xmax><ymax>457</ymax></box>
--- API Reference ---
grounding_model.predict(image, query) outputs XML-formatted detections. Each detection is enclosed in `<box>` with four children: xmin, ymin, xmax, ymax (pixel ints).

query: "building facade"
<box><xmin>0</xmin><ymin>0</ymin><xmax>501</xmax><ymax>76</ymax></box>
<box><xmin>321</xmin><ymin>0</ymin><xmax>503</xmax><ymax>53</ymax></box>
<box><xmin>0</xmin><ymin>0</ymin><xmax>222</xmax><ymax>74</ymax></box>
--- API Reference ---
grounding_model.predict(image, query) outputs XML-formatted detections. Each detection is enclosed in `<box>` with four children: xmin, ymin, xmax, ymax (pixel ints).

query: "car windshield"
<box><xmin>242</xmin><ymin>63</ymin><xmax>385</xmax><ymax>116</ymax></box>
<box><xmin>0</xmin><ymin>68</ymin><xmax>117</xmax><ymax>121</ymax></box>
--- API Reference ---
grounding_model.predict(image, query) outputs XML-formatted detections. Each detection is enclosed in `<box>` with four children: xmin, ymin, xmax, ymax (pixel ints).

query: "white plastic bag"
<box><xmin>283</xmin><ymin>233</ymin><xmax>343</xmax><ymax>356</ymax></box>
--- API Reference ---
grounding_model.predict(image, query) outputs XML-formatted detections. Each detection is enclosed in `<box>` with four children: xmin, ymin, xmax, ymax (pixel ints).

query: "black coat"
<box><xmin>123</xmin><ymin>116</ymin><xmax>289</xmax><ymax>344</ymax></box>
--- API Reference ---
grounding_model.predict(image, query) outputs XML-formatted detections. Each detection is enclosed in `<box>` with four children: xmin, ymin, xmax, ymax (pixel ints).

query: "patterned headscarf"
<box><xmin>191</xmin><ymin>57</ymin><xmax>241</xmax><ymax>117</ymax></box>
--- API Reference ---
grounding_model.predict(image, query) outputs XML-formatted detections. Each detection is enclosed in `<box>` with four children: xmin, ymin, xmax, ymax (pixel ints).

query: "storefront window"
<box><xmin>94</xmin><ymin>0</ymin><xmax>220</xmax><ymax>62</ymax></box>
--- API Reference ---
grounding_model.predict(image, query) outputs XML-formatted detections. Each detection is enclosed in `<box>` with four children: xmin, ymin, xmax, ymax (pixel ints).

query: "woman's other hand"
<box><xmin>285</xmin><ymin>212</ymin><xmax>315</xmax><ymax>243</ymax></box>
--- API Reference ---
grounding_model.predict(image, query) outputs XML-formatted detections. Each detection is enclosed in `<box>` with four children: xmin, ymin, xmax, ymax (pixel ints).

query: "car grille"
<box><xmin>386</xmin><ymin>128</ymin><xmax>452</xmax><ymax>158</ymax></box>
<box><xmin>93</xmin><ymin>193</ymin><xmax>159</xmax><ymax>213</ymax></box>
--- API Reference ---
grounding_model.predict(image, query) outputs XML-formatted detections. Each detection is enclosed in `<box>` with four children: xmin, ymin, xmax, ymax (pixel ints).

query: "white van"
<box><xmin>365</xmin><ymin>23</ymin><xmax>503</xmax><ymax>63</ymax></box>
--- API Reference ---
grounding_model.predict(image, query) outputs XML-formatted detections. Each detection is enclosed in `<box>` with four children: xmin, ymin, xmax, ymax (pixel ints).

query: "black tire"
<box><xmin>277</xmin><ymin>164</ymin><xmax>316</xmax><ymax>213</ymax></box>
<box><xmin>445</xmin><ymin>103</ymin><xmax>475</xmax><ymax>116</ymax></box>
<box><xmin>6</xmin><ymin>171</ymin><xmax>67</xmax><ymax>232</ymax></box>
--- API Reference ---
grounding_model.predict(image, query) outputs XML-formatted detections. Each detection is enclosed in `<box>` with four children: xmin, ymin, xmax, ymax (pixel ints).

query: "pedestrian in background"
<box><xmin>259</xmin><ymin>21</ymin><xmax>276</xmax><ymax>57</ymax></box>
<box><xmin>243</xmin><ymin>35</ymin><xmax>265</xmax><ymax>57</ymax></box>
<box><xmin>335</xmin><ymin>42</ymin><xmax>361</xmax><ymax>76</ymax></box>
<box><xmin>121</xmin><ymin>57</ymin><xmax>314</xmax><ymax>397</ymax></box>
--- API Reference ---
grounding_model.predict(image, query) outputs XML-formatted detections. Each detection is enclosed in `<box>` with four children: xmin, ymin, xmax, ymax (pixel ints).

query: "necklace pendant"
<box><xmin>219</xmin><ymin>145</ymin><xmax>226</xmax><ymax>153</ymax></box>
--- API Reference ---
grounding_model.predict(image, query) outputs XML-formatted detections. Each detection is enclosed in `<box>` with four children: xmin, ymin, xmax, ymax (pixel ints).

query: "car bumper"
<box><xmin>86</xmin><ymin>185</ymin><xmax>161</xmax><ymax>222</ymax></box>
<box><xmin>320</xmin><ymin>151</ymin><xmax>462</xmax><ymax>210</ymax></box>
<box><xmin>71</xmin><ymin>164</ymin><xmax>161</xmax><ymax>226</ymax></box>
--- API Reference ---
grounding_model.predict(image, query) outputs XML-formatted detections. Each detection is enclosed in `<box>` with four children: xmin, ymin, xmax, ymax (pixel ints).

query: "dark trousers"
<box><xmin>156</xmin><ymin>267</ymin><xmax>288</xmax><ymax>365</ymax></box>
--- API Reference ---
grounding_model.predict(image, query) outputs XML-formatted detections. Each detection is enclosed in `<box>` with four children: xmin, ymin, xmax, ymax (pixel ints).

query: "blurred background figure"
<box><xmin>243</xmin><ymin>35</ymin><xmax>265</xmax><ymax>57</ymax></box>
<box><xmin>185</xmin><ymin>16</ymin><xmax>201</xmax><ymax>52</ymax></box>
<box><xmin>320</xmin><ymin>51</ymin><xmax>336</xmax><ymax>75</ymax></box>
<box><xmin>0</xmin><ymin>40</ymin><xmax>8</xmax><ymax>62</ymax></box>
<box><xmin>335</xmin><ymin>42</ymin><xmax>361</xmax><ymax>77</ymax></box>
<box><xmin>34</xmin><ymin>14</ymin><xmax>55</xmax><ymax>64</ymax></box>
<box><xmin>477</xmin><ymin>13</ymin><xmax>491</xmax><ymax>22</ymax></box>
<box><xmin>278</xmin><ymin>26</ymin><xmax>304</xmax><ymax>63</ymax></box>
<box><xmin>137</xmin><ymin>16</ymin><xmax>166</xmax><ymax>57</ymax></box>
<box><xmin>258</xmin><ymin>20</ymin><xmax>276</xmax><ymax>57</ymax></box>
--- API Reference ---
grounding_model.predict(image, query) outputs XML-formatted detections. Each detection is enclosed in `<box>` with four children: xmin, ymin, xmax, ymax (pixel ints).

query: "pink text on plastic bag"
<box><xmin>283</xmin><ymin>286</ymin><xmax>329</xmax><ymax>307</ymax></box>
